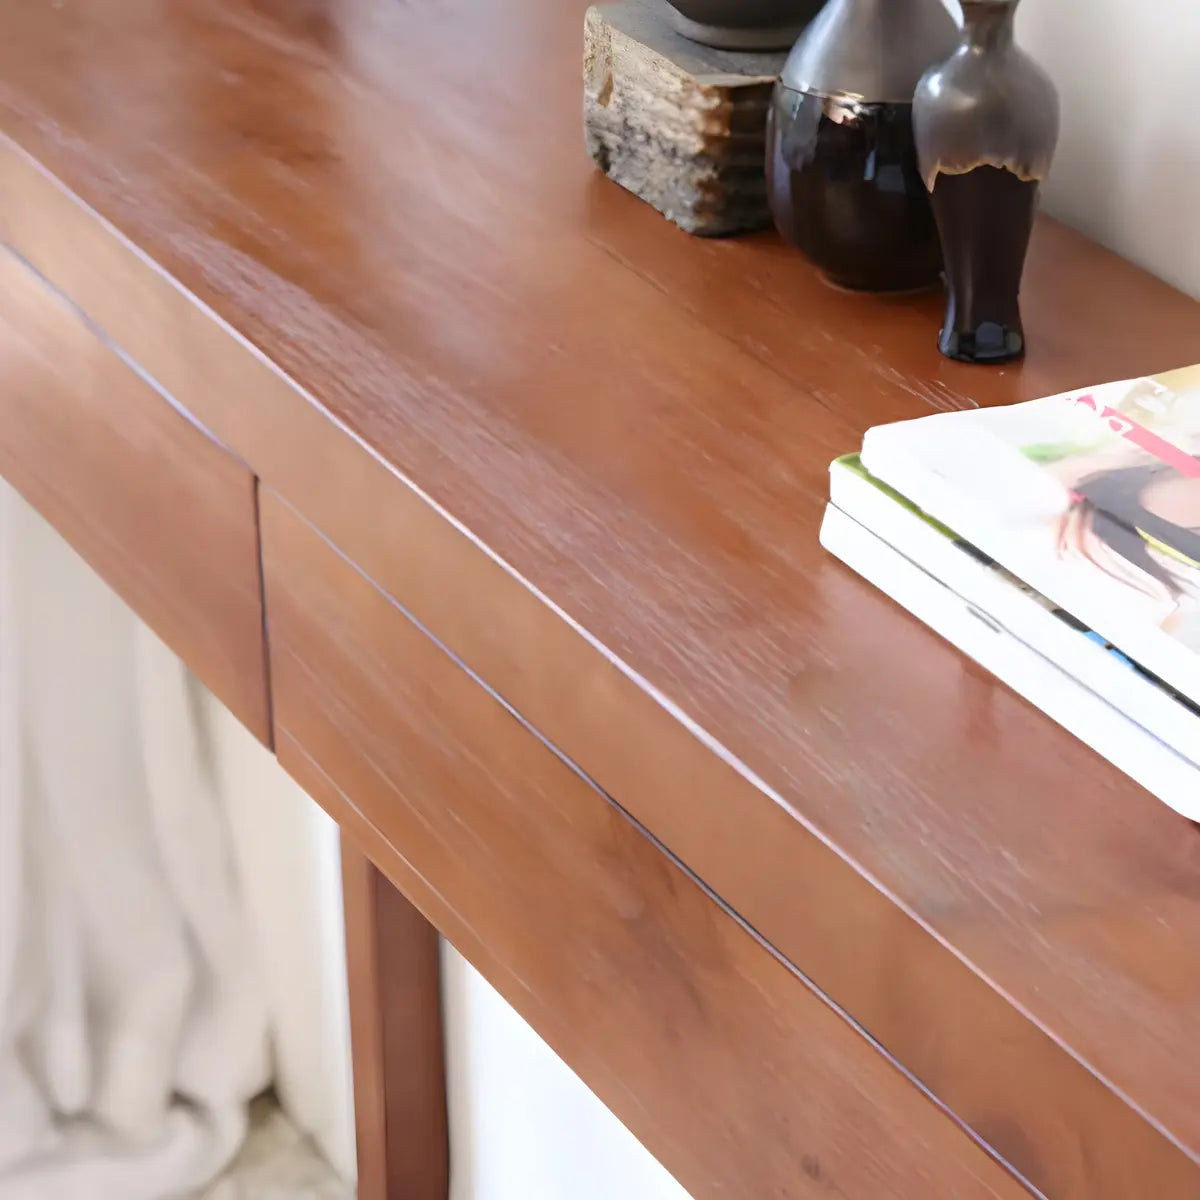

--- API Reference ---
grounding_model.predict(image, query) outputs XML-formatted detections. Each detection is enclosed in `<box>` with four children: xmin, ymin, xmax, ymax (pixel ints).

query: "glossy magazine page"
<box><xmin>861</xmin><ymin>364</ymin><xmax>1200</xmax><ymax>708</ymax></box>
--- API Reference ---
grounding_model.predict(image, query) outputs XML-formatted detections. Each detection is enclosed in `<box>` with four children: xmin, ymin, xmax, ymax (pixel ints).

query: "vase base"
<box><xmin>822</xmin><ymin>272</ymin><xmax>940</xmax><ymax>297</ymax></box>
<box><xmin>667</xmin><ymin>11</ymin><xmax>807</xmax><ymax>50</ymax></box>
<box><xmin>939</xmin><ymin>323</ymin><xmax>1025</xmax><ymax>365</ymax></box>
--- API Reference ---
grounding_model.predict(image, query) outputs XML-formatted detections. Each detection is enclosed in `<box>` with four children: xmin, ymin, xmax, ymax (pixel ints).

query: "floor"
<box><xmin>193</xmin><ymin>1098</ymin><xmax>353</xmax><ymax>1200</ymax></box>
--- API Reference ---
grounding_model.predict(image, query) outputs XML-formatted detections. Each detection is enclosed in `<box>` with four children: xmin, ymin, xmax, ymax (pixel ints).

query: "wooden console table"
<box><xmin>2</xmin><ymin>2</ymin><xmax>1199</xmax><ymax>1197</ymax></box>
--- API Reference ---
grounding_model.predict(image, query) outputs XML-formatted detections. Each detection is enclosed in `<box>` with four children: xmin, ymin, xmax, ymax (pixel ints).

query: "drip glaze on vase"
<box><xmin>914</xmin><ymin>0</ymin><xmax>1060</xmax><ymax>363</ymax></box>
<box><xmin>767</xmin><ymin>0</ymin><xmax>958</xmax><ymax>292</ymax></box>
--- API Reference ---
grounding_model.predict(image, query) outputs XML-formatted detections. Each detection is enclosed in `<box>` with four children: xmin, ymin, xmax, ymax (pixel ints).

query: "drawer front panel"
<box><xmin>0</xmin><ymin>249</ymin><xmax>269</xmax><ymax>741</ymax></box>
<box><xmin>261</xmin><ymin>489</ymin><xmax>1027</xmax><ymax>1200</ymax></box>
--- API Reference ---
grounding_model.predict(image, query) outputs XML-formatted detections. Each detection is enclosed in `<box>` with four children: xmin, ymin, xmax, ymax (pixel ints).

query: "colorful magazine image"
<box><xmin>1024</xmin><ymin>367</ymin><xmax>1200</xmax><ymax>643</ymax></box>
<box><xmin>861</xmin><ymin>364</ymin><xmax>1200</xmax><ymax>706</ymax></box>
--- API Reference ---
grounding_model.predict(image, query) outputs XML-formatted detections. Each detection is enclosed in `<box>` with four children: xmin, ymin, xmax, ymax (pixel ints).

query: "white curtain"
<box><xmin>0</xmin><ymin>478</ymin><xmax>354</xmax><ymax>1198</ymax></box>
<box><xmin>200</xmin><ymin>689</ymin><xmax>356</xmax><ymax>1186</ymax></box>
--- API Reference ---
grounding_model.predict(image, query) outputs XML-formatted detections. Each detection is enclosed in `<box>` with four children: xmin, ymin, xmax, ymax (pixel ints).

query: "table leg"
<box><xmin>341</xmin><ymin>838</ymin><xmax>449</xmax><ymax>1200</ymax></box>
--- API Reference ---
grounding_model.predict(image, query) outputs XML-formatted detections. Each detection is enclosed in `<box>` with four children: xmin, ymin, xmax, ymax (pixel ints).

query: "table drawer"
<box><xmin>260</xmin><ymin>489</ymin><xmax>1027</xmax><ymax>1200</ymax></box>
<box><xmin>0</xmin><ymin>249</ymin><xmax>270</xmax><ymax>741</ymax></box>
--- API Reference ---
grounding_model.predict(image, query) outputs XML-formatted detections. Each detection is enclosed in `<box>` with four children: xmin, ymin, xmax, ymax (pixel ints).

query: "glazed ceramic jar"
<box><xmin>766</xmin><ymin>0</ymin><xmax>958</xmax><ymax>291</ymax></box>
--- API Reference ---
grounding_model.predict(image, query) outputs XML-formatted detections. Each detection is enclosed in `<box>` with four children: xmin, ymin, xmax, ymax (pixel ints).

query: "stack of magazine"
<box><xmin>821</xmin><ymin>364</ymin><xmax>1200</xmax><ymax>820</ymax></box>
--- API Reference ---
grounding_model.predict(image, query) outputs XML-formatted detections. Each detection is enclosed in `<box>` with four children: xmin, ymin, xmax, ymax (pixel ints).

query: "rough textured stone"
<box><xmin>583</xmin><ymin>0</ymin><xmax>786</xmax><ymax>236</ymax></box>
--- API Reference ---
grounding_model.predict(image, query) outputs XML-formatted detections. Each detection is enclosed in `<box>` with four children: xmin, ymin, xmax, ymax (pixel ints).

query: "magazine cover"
<box><xmin>861</xmin><ymin>364</ymin><xmax>1200</xmax><ymax>704</ymax></box>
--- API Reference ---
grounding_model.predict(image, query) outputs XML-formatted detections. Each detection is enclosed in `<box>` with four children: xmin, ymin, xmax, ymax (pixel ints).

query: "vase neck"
<box><xmin>962</xmin><ymin>1</ymin><xmax>1018</xmax><ymax>52</ymax></box>
<box><xmin>782</xmin><ymin>0</ymin><xmax>960</xmax><ymax>102</ymax></box>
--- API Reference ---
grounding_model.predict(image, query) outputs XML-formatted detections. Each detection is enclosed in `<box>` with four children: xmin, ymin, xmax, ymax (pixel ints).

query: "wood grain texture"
<box><xmin>2</xmin><ymin>1</ymin><xmax>1200</xmax><ymax>1194</ymax></box>
<box><xmin>340</xmin><ymin>841</ymin><xmax>449</xmax><ymax>1200</ymax></box>
<box><xmin>0</xmin><ymin>246</ymin><xmax>270</xmax><ymax>742</ymax></box>
<box><xmin>263</xmin><ymin>490</ymin><xmax>1029</xmax><ymax>1200</ymax></box>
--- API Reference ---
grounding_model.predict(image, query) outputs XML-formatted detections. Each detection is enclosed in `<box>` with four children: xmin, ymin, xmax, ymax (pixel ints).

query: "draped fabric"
<box><xmin>0</xmin><ymin>479</ymin><xmax>353</xmax><ymax>1199</ymax></box>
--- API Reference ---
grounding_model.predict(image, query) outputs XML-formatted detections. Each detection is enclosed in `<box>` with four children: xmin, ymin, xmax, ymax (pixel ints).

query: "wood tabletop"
<box><xmin>3</xmin><ymin>0</ymin><xmax>1200</xmax><ymax>1196</ymax></box>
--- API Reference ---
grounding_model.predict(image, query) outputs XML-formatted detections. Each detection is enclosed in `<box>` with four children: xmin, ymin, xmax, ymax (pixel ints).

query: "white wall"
<box><xmin>1019</xmin><ymin>1</ymin><xmax>1200</xmax><ymax>298</ymax></box>
<box><xmin>441</xmin><ymin>947</ymin><xmax>690</xmax><ymax>1200</ymax></box>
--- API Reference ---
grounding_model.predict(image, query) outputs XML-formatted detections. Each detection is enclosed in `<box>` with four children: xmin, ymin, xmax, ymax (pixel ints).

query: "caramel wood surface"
<box><xmin>0</xmin><ymin>245</ymin><xmax>270</xmax><ymax>742</ymax></box>
<box><xmin>340</xmin><ymin>841</ymin><xmax>449</xmax><ymax>1200</ymax></box>
<box><xmin>263</xmin><ymin>490</ymin><xmax>1029</xmax><ymax>1200</ymax></box>
<box><xmin>2</xmin><ymin>1</ymin><xmax>1200</xmax><ymax>1195</ymax></box>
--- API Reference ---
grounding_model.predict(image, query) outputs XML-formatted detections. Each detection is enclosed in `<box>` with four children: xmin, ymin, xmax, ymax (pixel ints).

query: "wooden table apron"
<box><xmin>2</xmin><ymin>1</ymin><xmax>1200</xmax><ymax>1197</ymax></box>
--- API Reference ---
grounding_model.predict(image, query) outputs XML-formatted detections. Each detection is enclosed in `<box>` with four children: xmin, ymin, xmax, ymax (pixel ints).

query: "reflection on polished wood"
<box><xmin>2</xmin><ymin>0</ymin><xmax>1200</xmax><ymax>1196</ymax></box>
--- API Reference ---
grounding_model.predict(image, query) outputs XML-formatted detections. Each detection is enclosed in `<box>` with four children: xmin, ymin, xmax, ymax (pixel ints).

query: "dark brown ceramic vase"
<box><xmin>664</xmin><ymin>0</ymin><xmax>823</xmax><ymax>51</ymax></box>
<box><xmin>766</xmin><ymin>0</ymin><xmax>959</xmax><ymax>292</ymax></box>
<box><xmin>914</xmin><ymin>0</ymin><xmax>1060</xmax><ymax>364</ymax></box>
